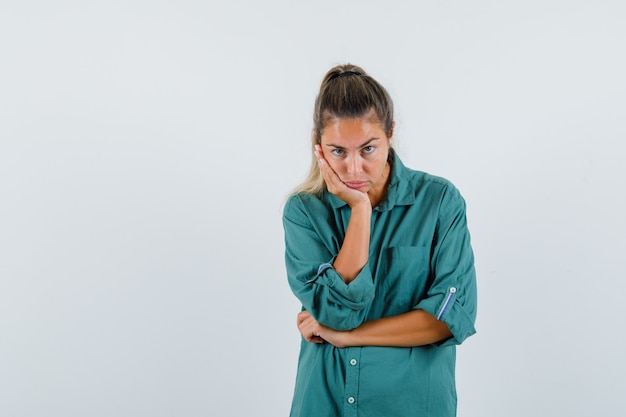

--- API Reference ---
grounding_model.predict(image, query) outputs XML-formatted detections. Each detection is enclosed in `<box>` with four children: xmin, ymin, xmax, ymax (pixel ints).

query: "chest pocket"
<box><xmin>377</xmin><ymin>246</ymin><xmax>431</xmax><ymax>313</ymax></box>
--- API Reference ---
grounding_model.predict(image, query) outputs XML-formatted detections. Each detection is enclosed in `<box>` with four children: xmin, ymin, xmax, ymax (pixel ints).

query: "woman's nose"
<box><xmin>346</xmin><ymin>155</ymin><xmax>363</xmax><ymax>174</ymax></box>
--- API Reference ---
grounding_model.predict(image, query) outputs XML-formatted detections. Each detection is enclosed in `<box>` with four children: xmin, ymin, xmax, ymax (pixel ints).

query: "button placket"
<box><xmin>343</xmin><ymin>347</ymin><xmax>361</xmax><ymax>417</ymax></box>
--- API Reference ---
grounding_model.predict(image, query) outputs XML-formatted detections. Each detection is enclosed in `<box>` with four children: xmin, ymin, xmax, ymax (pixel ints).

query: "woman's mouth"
<box><xmin>345</xmin><ymin>181</ymin><xmax>367</xmax><ymax>189</ymax></box>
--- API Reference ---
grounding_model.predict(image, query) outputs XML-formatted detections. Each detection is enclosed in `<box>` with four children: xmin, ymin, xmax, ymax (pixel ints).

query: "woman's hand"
<box><xmin>297</xmin><ymin>310</ymin><xmax>349</xmax><ymax>348</ymax></box>
<box><xmin>315</xmin><ymin>144</ymin><xmax>372</xmax><ymax>283</ymax></box>
<box><xmin>315</xmin><ymin>145</ymin><xmax>370</xmax><ymax>209</ymax></box>
<box><xmin>298</xmin><ymin>309</ymin><xmax>452</xmax><ymax>348</ymax></box>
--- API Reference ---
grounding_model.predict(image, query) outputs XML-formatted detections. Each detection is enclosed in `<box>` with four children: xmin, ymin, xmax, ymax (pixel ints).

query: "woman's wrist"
<box><xmin>341</xmin><ymin>328</ymin><xmax>357</xmax><ymax>348</ymax></box>
<box><xmin>349</xmin><ymin>198</ymin><xmax>372</xmax><ymax>214</ymax></box>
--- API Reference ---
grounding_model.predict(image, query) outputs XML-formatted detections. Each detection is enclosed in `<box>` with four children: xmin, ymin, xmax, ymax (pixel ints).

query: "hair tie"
<box><xmin>328</xmin><ymin>70</ymin><xmax>362</xmax><ymax>81</ymax></box>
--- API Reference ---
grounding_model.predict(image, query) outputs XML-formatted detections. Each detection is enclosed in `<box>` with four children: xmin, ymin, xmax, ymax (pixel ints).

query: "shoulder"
<box><xmin>396</xmin><ymin>162</ymin><xmax>466</xmax><ymax>216</ymax></box>
<box><xmin>401</xmin><ymin>161</ymin><xmax>464</xmax><ymax>197</ymax></box>
<box><xmin>283</xmin><ymin>192</ymin><xmax>329</xmax><ymax>224</ymax></box>
<box><xmin>420</xmin><ymin>171</ymin><xmax>463</xmax><ymax>200</ymax></box>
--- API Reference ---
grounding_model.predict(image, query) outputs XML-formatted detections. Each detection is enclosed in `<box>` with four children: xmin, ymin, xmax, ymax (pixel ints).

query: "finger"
<box><xmin>314</xmin><ymin>146</ymin><xmax>335</xmax><ymax>177</ymax></box>
<box><xmin>314</xmin><ymin>144</ymin><xmax>322</xmax><ymax>159</ymax></box>
<box><xmin>298</xmin><ymin>318</ymin><xmax>322</xmax><ymax>342</ymax></box>
<box><xmin>298</xmin><ymin>319</ymin><xmax>316</xmax><ymax>336</ymax></box>
<box><xmin>317</xmin><ymin>157</ymin><xmax>343</xmax><ymax>191</ymax></box>
<box><xmin>297</xmin><ymin>311</ymin><xmax>311</xmax><ymax>325</ymax></box>
<box><xmin>297</xmin><ymin>315</ymin><xmax>314</xmax><ymax>334</ymax></box>
<box><xmin>315</xmin><ymin>154</ymin><xmax>354</xmax><ymax>198</ymax></box>
<box><xmin>302</xmin><ymin>325</ymin><xmax>325</xmax><ymax>343</ymax></box>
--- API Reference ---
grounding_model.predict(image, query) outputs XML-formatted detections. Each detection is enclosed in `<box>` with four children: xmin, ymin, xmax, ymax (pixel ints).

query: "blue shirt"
<box><xmin>283</xmin><ymin>152</ymin><xmax>477</xmax><ymax>417</ymax></box>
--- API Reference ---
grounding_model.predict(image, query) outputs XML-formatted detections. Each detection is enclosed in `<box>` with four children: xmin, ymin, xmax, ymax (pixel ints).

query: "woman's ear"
<box><xmin>388</xmin><ymin>121</ymin><xmax>395</xmax><ymax>139</ymax></box>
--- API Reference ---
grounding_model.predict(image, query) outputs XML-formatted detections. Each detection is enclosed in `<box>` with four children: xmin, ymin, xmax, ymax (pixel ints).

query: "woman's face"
<box><xmin>320</xmin><ymin>116</ymin><xmax>393</xmax><ymax>204</ymax></box>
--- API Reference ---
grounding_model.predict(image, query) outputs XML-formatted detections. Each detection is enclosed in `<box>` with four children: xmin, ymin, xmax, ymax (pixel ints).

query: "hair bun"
<box><xmin>327</xmin><ymin>70</ymin><xmax>362</xmax><ymax>81</ymax></box>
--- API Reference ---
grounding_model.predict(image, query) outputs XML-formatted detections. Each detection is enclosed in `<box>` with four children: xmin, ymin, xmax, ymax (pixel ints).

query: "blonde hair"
<box><xmin>292</xmin><ymin>64</ymin><xmax>395</xmax><ymax>195</ymax></box>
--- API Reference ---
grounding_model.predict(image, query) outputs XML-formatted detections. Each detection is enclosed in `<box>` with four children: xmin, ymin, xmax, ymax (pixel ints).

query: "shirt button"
<box><xmin>350</xmin><ymin>359</ymin><xmax>357</xmax><ymax>366</ymax></box>
<box><xmin>347</xmin><ymin>397</ymin><xmax>355</xmax><ymax>404</ymax></box>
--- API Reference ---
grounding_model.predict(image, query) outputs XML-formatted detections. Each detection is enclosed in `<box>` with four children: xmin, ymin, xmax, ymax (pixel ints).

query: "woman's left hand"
<box><xmin>297</xmin><ymin>311</ymin><xmax>349</xmax><ymax>348</ymax></box>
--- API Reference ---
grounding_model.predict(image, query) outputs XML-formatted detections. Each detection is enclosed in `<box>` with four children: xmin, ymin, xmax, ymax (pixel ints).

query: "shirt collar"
<box><xmin>324</xmin><ymin>150</ymin><xmax>417</xmax><ymax>211</ymax></box>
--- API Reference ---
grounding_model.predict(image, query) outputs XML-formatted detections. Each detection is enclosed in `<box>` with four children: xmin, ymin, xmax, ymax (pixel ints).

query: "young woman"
<box><xmin>283</xmin><ymin>64</ymin><xmax>477</xmax><ymax>417</ymax></box>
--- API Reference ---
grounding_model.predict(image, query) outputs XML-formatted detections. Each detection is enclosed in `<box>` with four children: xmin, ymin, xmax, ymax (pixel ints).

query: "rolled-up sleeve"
<box><xmin>414</xmin><ymin>187</ymin><xmax>477</xmax><ymax>346</ymax></box>
<box><xmin>283</xmin><ymin>197</ymin><xmax>375</xmax><ymax>331</ymax></box>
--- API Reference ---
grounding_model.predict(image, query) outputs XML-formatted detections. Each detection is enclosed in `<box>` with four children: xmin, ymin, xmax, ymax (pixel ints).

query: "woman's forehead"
<box><xmin>321</xmin><ymin>118</ymin><xmax>387</xmax><ymax>146</ymax></box>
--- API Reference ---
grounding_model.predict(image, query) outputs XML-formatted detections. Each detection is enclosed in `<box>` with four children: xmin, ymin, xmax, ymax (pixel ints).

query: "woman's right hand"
<box><xmin>297</xmin><ymin>310</ymin><xmax>350</xmax><ymax>348</ymax></box>
<box><xmin>315</xmin><ymin>145</ymin><xmax>371</xmax><ymax>209</ymax></box>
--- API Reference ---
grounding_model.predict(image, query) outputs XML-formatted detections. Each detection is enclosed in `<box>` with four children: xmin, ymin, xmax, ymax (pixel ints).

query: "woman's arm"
<box><xmin>315</xmin><ymin>145</ymin><xmax>371</xmax><ymax>283</ymax></box>
<box><xmin>297</xmin><ymin>309</ymin><xmax>452</xmax><ymax>348</ymax></box>
<box><xmin>332</xmin><ymin>203</ymin><xmax>370</xmax><ymax>282</ymax></box>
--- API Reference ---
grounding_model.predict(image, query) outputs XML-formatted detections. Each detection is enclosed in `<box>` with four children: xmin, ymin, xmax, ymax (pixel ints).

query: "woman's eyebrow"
<box><xmin>325</xmin><ymin>137</ymin><xmax>380</xmax><ymax>149</ymax></box>
<box><xmin>359</xmin><ymin>138</ymin><xmax>380</xmax><ymax>147</ymax></box>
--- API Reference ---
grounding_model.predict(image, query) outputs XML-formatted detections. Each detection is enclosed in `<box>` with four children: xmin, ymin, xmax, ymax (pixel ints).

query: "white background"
<box><xmin>1</xmin><ymin>1</ymin><xmax>625</xmax><ymax>416</ymax></box>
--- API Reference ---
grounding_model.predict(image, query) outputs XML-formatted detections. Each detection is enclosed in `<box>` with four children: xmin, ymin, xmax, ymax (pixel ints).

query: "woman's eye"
<box><xmin>331</xmin><ymin>149</ymin><xmax>344</xmax><ymax>156</ymax></box>
<box><xmin>363</xmin><ymin>146</ymin><xmax>375</xmax><ymax>154</ymax></box>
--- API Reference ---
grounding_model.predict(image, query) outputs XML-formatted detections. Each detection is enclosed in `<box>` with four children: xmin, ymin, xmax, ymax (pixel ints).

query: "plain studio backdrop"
<box><xmin>1</xmin><ymin>1</ymin><xmax>625</xmax><ymax>416</ymax></box>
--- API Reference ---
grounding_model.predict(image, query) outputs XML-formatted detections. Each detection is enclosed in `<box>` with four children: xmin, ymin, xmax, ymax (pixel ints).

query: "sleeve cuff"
<box><xmin>415</xmin><ymin>288</ymin><xmax>476</xmax><ymax>347</ymax></box>
<box><xmin>307</xmin><ymin>261</ymin><xmax>376</xmax><ymax>312</ymax></box>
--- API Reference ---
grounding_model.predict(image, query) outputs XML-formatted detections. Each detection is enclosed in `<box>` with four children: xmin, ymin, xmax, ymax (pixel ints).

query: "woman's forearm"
<box><xmin>343</xmin><ymin>310</ymin><xmax>452</xmax><ymax>347</ymax></box>
<box><xmin>333</xmin><ymin>202</ymin><xmax>371</xmax><ymax>283</ymax></box>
